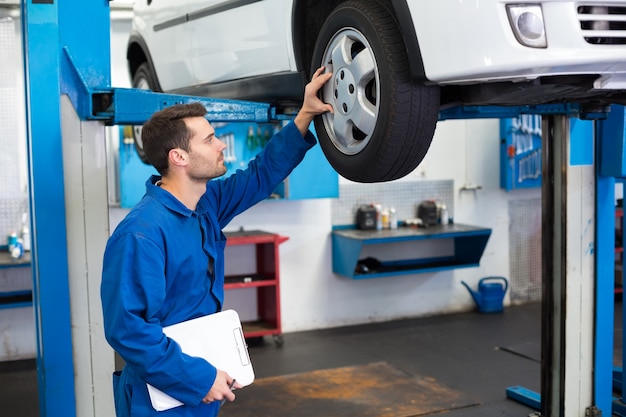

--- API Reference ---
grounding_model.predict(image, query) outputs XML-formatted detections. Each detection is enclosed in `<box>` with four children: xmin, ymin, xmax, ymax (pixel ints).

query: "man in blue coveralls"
<box><xmin>101</xmin><ymin>67</ymin><xmax>333</xmax><ymax>417</ymax></box>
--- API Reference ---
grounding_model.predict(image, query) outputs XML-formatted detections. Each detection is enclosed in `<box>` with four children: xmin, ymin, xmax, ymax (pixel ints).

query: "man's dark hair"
<box><xmin>141</xmin><ymin>102</ymin><xmax>208</xmax><ymax>175</ymax></box>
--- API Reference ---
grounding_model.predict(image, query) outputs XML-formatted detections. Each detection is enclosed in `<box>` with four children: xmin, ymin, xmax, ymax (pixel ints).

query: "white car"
<box><xmin>127</xmin><ymin>0</ymin><xmax>626</xmax><ymax>182</ymax></box>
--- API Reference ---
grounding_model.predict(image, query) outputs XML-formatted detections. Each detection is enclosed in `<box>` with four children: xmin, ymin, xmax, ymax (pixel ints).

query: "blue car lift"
<box><xmin>23</xmin><ymin>0</ymin><xmax>624</xmax><ymax>416</ymax></box>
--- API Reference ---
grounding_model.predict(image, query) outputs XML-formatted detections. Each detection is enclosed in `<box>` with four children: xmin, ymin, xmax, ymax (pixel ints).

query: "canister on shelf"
<box><xmin>7</xmin><ymin>232</ymin><xmax>18</xmax><ymax>252</ymax></box>
<box><xmin>356</xmin><ymin>205</ymin><xmax>377</xmax><ymax>230</ymax></box>
<box><xmin>417</xmin><ymin>200</ymin><xmax>438</xmax><ymax>227</ymax></box>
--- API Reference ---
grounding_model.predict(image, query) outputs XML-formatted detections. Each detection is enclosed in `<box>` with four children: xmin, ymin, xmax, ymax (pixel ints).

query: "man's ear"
<box><xmin>168</xmin><ymin>148</ymin><xmax>189</xmax><ymax>167</ymax></box>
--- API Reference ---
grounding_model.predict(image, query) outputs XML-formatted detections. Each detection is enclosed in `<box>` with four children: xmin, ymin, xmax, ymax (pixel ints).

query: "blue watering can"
<box><xmin>461</xmin><ymin>276</ymin><xmax>509</xmax><ymax>313</ymax></box>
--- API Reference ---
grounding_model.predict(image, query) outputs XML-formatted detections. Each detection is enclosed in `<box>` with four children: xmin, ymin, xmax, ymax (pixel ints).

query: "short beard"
<box><xmin>189</xmin><ymin>165</ymin><xmax>227</xmax><ymax>183</ymax></box>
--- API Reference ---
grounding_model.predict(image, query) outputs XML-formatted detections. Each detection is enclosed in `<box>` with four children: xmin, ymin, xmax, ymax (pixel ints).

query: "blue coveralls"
<box><xmin>101</xmin><ymin>122</ymin><xmax>316</xmax><ymax>417</ymax></box>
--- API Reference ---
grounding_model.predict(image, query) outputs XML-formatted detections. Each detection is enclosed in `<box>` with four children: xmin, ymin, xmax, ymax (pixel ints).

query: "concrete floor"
<box><xmin>0</xmin><ymin>300</ymin><xmax>621</xmax><ymax>416</ymax></box>
<box><xmin>246</xmin><ymin>302</ymin><xmax>542</xmax><ymax>417</ymax></box>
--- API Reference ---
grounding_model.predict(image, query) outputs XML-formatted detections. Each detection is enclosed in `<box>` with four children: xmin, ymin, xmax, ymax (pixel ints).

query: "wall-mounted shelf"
<box><xmin>0</xmin><ymin>251</ymin><xmax>32</xmax><ymax>309</ymax></box>
<box><xmin>0</xmin><ymin>290</ymin><xmax>32</xmax><ymax>310</ymax></box>
<box><xmin>332</xmin><ymin>224</ymin><xmax>492</xmax><ymax>279</ymax></box>
<box><xmin>0</xmin><ymin>250</ymin><xmax>31</xmax><ymax>268</ymax></box>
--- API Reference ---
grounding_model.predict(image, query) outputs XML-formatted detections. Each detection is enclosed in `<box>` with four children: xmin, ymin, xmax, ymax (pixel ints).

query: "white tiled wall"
<box><xmin>331</xmin><ymin>180</ymin><xmax>453</xmax><ymax>226</ymax></box>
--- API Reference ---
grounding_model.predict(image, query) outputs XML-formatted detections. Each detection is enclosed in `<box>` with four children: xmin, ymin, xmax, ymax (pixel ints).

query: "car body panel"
<box><xmin>132</xmin><ymin>0</ymin><xmax>195</xmax><ymax>90</ymax></box>
<box><xmin>134</xmin><ymin>0</ymin><xmax>626</xmax><ymax>92</ymax></box>
<box><xmin>188</xmin><ymin>0</ymin><xmax>296</xmax><ymax>85</ymax></box>
<box><xmin>407</xmin><ymin>1</ymin><xmax>626</xmax><ymax>86</ymax></box>
<box><xmin>137</xmin><ymin>0</ymin><xmax>296</xmax><ymax>90</ymax></box>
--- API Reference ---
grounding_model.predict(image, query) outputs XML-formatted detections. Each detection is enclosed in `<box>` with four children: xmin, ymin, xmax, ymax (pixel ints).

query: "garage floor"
<box><xmin>0</xmin><ymin>300</ymin><xmax>621</xmax><ymax>416</ymax></box>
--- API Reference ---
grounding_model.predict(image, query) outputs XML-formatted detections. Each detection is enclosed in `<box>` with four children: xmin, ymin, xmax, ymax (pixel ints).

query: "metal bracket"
<box><xmin>59</xmin><ymin>47</ymin><xmax>278</xmax><ymax>125</ymax></box>
<box><xmin>438</xmin><ymin>102</ymin><xmax>609</xmax><ymax>121</ymax></box>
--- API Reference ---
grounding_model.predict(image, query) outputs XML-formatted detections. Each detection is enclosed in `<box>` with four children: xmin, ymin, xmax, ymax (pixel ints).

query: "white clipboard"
<box><xmin>147</xmin><ymin>309</ymin><xmax>255</xmax><ymax>411</ymax></box>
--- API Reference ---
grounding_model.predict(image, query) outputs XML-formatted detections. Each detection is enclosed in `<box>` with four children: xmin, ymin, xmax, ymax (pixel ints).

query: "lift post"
<box><xmin>24</xmin><ymin>2</ymin><xmax>77</xmax><ymax>416</ymax></box>
<box><xmin>599</xmin><ymin>106</ymin><xmax>626</xmax><ymax>416</ymax></box>
<box><xmin>506</xmin><ymin>113</ymin><xmax>623</xmax><ymax>416</ymax></box>
<box><xmin>541</xmin><ymin>115</ymin><xmax>596</xmax><ymax>417</ymax></box>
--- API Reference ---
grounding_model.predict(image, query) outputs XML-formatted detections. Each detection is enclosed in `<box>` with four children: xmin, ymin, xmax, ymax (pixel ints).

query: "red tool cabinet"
<box><xmin>224</xmin><ymin>230</ymin><xmax>288</xmax><ymax>346</ymax></box>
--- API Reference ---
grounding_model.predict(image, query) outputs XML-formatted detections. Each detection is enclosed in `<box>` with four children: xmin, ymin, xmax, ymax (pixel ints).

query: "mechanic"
<box><xmin>101</xmin><ymin>67</ymin><xmax>333</xmax><ymax>417</ymax></box>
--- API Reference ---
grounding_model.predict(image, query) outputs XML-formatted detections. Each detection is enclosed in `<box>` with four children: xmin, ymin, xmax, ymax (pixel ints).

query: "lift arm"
<box><xmin>59</xmin><ymin>47</ymin><xmax>278</xmax><ymax>125</ymax></box>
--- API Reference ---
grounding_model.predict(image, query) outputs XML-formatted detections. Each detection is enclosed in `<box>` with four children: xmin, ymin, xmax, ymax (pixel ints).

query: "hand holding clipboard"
<box><xmin>147</xmin><ymin>310</ymin><xmax>255</xmax><ymax>411</ymax></box>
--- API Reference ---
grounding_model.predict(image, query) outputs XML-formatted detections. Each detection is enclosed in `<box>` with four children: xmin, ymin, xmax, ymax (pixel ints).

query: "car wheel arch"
<box><xmin>388</xmin><ymin>0</ymin><xmax>428</xmax><ymax>81</ymax></box>
<box><xmin>292</xmin><ymin>1</ymin><xmax>338</xmax><ymax>76</ymax></box>
<box><xmin>126</xmin><ymin>32</ymin><xmax>163</xmax><ymax>92</ymax></box>
<box><xmin>292</xmin><ymin>0</ymin><xmax>428</xmax><ymax>82</ymax></box>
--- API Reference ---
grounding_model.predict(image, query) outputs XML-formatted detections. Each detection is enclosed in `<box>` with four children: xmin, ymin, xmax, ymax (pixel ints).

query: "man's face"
<box><xmin>185</xmin><ymin>116</ymin><xmax>227</xmax><ymax>182</ymax></box>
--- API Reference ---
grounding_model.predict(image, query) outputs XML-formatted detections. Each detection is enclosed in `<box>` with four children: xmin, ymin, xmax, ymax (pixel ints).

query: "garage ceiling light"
<box><xmin>507</xmin><ymin>4</ymin><xmax>547</xmax><ymax>48</ymax></box>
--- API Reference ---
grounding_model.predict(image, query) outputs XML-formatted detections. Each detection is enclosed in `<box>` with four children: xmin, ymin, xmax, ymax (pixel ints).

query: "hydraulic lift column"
<box><xmin>541</xmin><ymin>115</ymin><xmax>597</xmax><ymax>417</ymax></box>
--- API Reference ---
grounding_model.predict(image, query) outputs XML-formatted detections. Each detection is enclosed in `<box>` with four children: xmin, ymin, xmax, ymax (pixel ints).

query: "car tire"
<box><xmin>311</xmin><ymin>0</ymin><xmax>440</xmax><ymax>182</ymax></box>
<box><xmin>131</xmin><ymin>62</ymin><xmax>160</xmax><ymax>164</ymax></box>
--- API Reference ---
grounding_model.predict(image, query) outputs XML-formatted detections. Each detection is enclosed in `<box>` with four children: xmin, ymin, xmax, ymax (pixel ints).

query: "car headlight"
<box><xmin>507</xmin><ymin>4</ymin><xmax>547</xmax><ymax>48</ymax></box>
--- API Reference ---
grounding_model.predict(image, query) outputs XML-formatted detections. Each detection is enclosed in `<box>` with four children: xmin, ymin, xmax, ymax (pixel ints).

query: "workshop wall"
<box><xmin>106</xmin><ymin>10</ymin><xmax>541</xmax><ymax>333</ymax></box>
<box><xmin>217</xmin><ymin>121</ymin><xmax>541</xmax><ymax>331</ymax></box>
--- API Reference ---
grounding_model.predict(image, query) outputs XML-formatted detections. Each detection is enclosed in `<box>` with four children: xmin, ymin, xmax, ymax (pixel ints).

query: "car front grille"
<box><xmin>578</xmin><ymin>4</ymin><xmax>626</xmax><ymax>44</ymax></box>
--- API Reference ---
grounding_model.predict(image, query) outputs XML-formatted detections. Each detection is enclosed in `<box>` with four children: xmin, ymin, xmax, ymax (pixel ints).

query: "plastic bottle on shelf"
<box><xmin>7</xmin><ymin>232</ymin><xmax>18</xmax><ymax>253</ymax></box>
<box><xmin>8</xmin><ymin>231</ymin><xmax>23</xmax><ymax>261</ymax></box>
<box><xmin>374</xmin><ymin>203</ymin><xmax>383</xmax><ymax>230</ymax></box>
<box><xmin>440</xmin><ymin>204</ymin><xmax>449</xmax><ymax>225</ymax></box>
<box><xmin>390</xmin><ymin>207</ymin><xmax>398</xmax><ymax>229</ymax></box>
<box><xmin>20</xmin><ymin>213</ymin><xmax>30</xmax><ymax>251</ymax></box>
<box><xmin>382</xmin><ymin>208</ymin><xmax>390</xmax><ymax>229</ymax></box>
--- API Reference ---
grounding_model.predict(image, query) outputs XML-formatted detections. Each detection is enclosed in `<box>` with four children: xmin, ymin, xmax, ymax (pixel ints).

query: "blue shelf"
<box><xmin>0</xmin><ymin>290</ymin><xmax>32</xmax><ymax>310</ymax></box>
<box><xmin>331</xmin><ymin>224</ymin><xmax>492</xmax><ymax>279</ymax></box>
<box><xmin>0</xmin><ymin>251</ymin><xmax>31</xmax><ymax>269</ymax></box>
<box><xmin>0</xmin><ymin>252</ymin><xmax>33</xmax><ymax>309</ymax></box>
